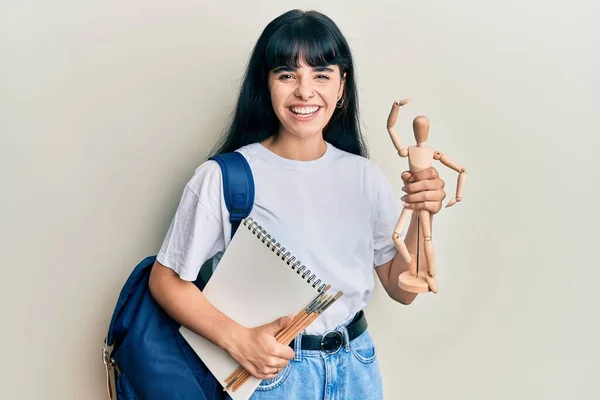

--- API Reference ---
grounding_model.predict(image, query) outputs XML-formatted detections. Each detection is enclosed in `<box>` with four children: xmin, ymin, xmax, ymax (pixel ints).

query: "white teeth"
<box><xmin>290</xmin><ymin>106</ymin><xmax>319</xmax><ymax>115</ymax></box>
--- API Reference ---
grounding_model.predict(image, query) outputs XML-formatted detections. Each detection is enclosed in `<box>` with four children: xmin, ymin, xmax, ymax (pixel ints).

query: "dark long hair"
<box><xmin>209</xmin><ymin>9</ymin><xmax>368</xmax><ymax>158</ymax></box>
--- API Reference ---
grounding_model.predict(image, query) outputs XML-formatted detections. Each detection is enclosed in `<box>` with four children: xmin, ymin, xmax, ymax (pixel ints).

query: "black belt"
<box><xmin>289</xmin><ymin>310</ymin><xmax>368</xmax><ymax>354</ymax></box>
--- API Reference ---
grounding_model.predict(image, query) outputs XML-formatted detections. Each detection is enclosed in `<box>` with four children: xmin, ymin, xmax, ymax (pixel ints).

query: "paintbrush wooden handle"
<box><xmin>231</xmin><ymin>313</ymin><xmax>322</xmax><ymax>392</ymax></box>
<box><xmin>225</xmin><ymin>310</ymin><xmax>307</xmax><ymax>385</ymax></box>
<box><xmin>227</xmin><ymin>291</ymin><xmax>342</xmax><ymax>392</ymax></box>
<box><xmin>225</xmin><ymin>292</ymin><xmax>327</xmax><ymax>386</ymax></box>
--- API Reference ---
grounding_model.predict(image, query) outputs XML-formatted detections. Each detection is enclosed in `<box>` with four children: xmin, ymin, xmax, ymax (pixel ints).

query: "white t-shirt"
<box><xmin>157</xmin><ymin>141</ymin><xmax>402</xmax><ymax>335</ymax></box>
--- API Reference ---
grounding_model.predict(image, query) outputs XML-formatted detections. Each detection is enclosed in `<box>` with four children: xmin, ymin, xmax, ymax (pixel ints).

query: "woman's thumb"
<box><xmin>267</xmin><ymin>314</ymin><xmax>295</xmax><ymax>333</ymax></box>
<box><xmin>401</xmin><ymin>171</ymin><xmax>413</xmax><ymax>183</ymax></box>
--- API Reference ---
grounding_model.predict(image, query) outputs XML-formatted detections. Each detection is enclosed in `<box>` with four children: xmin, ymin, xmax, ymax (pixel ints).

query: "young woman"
<box><xmin>148</xmin><ymin>9</ymin><xmax>446</xmax><ymax>400</ymax></box>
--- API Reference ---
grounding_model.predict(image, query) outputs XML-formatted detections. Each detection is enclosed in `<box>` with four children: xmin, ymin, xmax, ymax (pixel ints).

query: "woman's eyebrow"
<box><xmin>313</xmin><ymin>66</ymin><xmax>334</xmax><ymax>73</ymax></box>
<box><xmin>272</xmin><ymin>66</ymin><xmax>335</xmax><ymax>73</ymax></box>
<box><xmin>272</xmin><ymin>66</ymin><xmax>295</xmax><ymax>73</ymax></box>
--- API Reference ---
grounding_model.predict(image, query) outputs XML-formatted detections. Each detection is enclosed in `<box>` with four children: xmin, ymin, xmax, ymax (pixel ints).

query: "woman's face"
<box><xmin>268</xmin><ymin>58</ymin><xmax>345</xmax><ymax>140</ymax></box>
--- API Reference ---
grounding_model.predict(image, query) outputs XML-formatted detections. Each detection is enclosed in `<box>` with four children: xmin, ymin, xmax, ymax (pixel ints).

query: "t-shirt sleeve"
<box><xmin>156</xmin><ymin>160</ymin><xmax>226</xmax><ymax>281</ymax></box>
<box><xmin>372</xmin><ymin>164</ymin><xmax>402</xmax><ymax>268</ymax></box>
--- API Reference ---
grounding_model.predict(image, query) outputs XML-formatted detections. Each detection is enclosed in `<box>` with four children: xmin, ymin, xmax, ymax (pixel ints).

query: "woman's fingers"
<box><xmin>261</xmin><ymin>356</ymin><xmax>289</xmax><ymax>371</ymax></box>
<box><xmin>407</xmin><ymin>167</ymin><xmax>439</xmax><ymax>182</ymax></box>
<box><xmin>400</xmin><ymin>167</ymin><xmax>446</xmax><ymax>215</ymax></box>
<box><xmin>404</xmin><ymin>201</ymin><xmax>442</xmax><ymax>214</ymax></box>
<box><xmin>403</xmin><ymin>179</ymin><xmax>444</xmax><ymax>193</ymax></box>
<box><xmin>401</xmin><ymin>189</ymin><xmax>446</xmax><ymax>203</ymax></box>
<box><xmin>258</xmin><ymin>364</ymin><xmax>286</xmax><ymax>379</ymax></box>
<box><xmin>270</xmin><ymin>358</ymin><xmax>290</xmax><ymax>369</ymax></box>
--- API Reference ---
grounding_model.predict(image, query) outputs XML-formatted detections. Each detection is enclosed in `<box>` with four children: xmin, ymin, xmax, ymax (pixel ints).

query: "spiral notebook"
<box><xmin>179</xmin><ymin>217</ymin><xmax>331</xmax><ymax>400</ymax></box>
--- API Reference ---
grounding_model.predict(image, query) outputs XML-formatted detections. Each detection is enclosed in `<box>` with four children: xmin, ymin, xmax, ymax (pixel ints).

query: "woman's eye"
<box><xmin>316</xmin><ymin>74</ymin><xmax>330</xmax><ymax>80</ymax></box>
<box><xmin>278</xmin><ymin>74</ymin><xmax>294</xmax><ymax>81</ymax></box>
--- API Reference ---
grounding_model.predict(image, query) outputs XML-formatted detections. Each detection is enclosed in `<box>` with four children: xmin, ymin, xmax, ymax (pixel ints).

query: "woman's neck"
<box><xmin>260</xmin><ymin>132</ymin><xmax>327</xmax><ymax>161</ymax></box>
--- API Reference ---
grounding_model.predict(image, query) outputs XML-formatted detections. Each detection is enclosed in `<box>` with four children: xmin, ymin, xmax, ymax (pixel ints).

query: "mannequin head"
<box><xmin>413</xmin><ymin>116</ymin><xmax>430</xmax><ymax>145</ymax></box>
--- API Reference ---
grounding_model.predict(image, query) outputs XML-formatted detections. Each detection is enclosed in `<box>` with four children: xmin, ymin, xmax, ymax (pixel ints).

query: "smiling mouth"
<box><xmin>289</xmin><ymin>106</ymin><xmax>321</xmax><ymax>117</ymax></box>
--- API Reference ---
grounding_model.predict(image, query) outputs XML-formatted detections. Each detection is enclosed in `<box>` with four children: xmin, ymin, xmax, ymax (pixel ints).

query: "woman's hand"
<box><xmin>225</xmin><ymin>315</ymin><xmax>296</xmax><ymax>380</ymax></box>
<box><xmin>400</xmin><ymin>167</ymin><xmax>446</xmax><ymax>214</ymax></box>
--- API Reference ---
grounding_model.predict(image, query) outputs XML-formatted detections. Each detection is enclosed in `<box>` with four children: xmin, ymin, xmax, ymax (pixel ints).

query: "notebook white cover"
<box><xmin>179</xmin><ymin>218</ymin><xmax>323</xmax><ymax>400</ymax></box>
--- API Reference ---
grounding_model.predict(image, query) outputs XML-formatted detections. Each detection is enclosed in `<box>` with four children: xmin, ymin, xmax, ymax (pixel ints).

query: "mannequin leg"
<box><xmin>418</xmin><ymin>210</ymin><xmax>437</xmax><ymax>293</ymax></box>
<box><xmin>425</xmin><ymin>273</ymin><xmax>438</xmax><ymax>294</ymax></box>
<box><xmin>392</xmin><ymin>207</ymin><xmax>413</xmax><ymax>265</ymax></box>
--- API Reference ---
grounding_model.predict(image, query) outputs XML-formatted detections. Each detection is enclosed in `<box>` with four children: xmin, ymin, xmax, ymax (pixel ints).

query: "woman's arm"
<box><xmin>149</xmin><ymin>261</ymin><xmax>242</xmax><ymax>349</ymax></box>
<box><xmin>148</xmin><ymin>261</ymin><xmax>296</xmax><ymax>379</ymax></box>
<box><xmin>376</xmin><ymin>211</ymin><xmax>424</xmax><ymax>305</ymax></box>
<box><xmin>375</xmin><ymin>167</ymin><xmax>445</xmax><ymax>304</ymax></box>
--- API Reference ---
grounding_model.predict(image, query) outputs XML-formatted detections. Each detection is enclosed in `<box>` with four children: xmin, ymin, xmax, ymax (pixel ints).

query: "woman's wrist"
<box><xmin>219</xmin><ymin>322</ymin><xmax>249</xmax><ymax>354</ymax></box>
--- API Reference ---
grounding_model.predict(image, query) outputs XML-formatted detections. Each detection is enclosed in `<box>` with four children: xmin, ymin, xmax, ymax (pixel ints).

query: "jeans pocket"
<box><xmin>255</xmin><ymin>364</ymin><xmax>293</xmax><ymax>391</ymax></box>
<box><xmin>349</xmin><ymin>332</ymin><xmax>377</xmax><ymax>364</ymax></box>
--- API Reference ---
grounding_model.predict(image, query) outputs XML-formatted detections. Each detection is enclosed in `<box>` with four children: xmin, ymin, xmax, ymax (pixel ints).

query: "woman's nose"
<box><xmin>295</xmin><ymin>80</ymin><xmax>314</xmax><ymax>101</ymax></box>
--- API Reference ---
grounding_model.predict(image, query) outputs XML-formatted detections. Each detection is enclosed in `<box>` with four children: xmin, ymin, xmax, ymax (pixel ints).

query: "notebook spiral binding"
<box><xmin>243</xmin><ymin>217</ymin><xmax>327</xmax><ymax>293</ymax></box>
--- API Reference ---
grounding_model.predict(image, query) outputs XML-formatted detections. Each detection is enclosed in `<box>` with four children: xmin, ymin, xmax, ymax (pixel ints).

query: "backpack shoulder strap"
<box><xmin>209</xmin><ymin>151</ymin><xmax>255</xmax><ymax>238</ymax></box>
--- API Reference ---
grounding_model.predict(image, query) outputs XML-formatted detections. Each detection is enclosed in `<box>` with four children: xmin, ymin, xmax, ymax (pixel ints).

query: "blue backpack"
<box><xmin>103</xmin><ymin>151</ymin><xmax>255</xmax><ymax>399</ymax></box>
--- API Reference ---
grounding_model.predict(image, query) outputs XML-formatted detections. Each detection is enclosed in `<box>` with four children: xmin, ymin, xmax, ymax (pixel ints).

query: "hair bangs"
<box><xmin>264</xmin><ymin>21</ymin><xmax>345</xmax><ymax>71</ymax></box>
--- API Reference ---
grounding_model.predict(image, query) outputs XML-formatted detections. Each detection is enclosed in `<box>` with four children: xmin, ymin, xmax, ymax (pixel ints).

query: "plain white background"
<box><xmin>1</xmin><ymin>0</ymin><xmax>599</xmax><ymax>399</ymax></box>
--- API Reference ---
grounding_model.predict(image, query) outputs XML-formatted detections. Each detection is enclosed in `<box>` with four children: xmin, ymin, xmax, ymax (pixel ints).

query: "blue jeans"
<box><xmin>234</xmin><ymin>327</ymin><xmax>383</xmax><ymax>400</ymax></box>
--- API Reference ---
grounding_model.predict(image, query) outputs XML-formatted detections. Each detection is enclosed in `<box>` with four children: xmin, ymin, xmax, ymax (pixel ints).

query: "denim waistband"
<box><xmin>291</xmin><ymin>311</ymin><xmax>367</xmax><ymax>360</ymax></box>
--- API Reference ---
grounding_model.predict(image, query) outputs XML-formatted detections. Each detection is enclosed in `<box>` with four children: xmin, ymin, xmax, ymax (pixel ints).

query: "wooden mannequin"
<box><xmin>386</xmin><ymin>99</ymin><xmax>467</xmax><ymax>294</ymax></box>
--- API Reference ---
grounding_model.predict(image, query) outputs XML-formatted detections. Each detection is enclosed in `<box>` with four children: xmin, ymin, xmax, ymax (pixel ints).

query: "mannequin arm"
<box><xmin>386</xmin><ymin>100</ymin><xmax>410</xmax><ymax>157</ymax></box>
<box><xmin>434</xmin><ymin>151</ymin><xmax>467</xmax><ymax>208</ymax></box>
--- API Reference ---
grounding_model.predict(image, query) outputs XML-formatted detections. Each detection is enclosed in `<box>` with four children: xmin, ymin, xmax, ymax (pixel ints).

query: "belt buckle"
<box><xmin>320</xmin><ymin>330</ymin><xmax>344</xmax><ymax>354</ymax></box>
